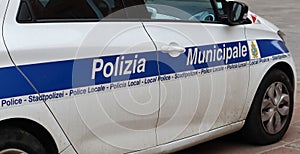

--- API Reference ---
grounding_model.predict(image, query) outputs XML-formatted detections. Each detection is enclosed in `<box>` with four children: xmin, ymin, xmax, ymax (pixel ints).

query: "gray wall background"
<box><xmin>241</xmin><ymin>0</ymin><xmax>300</xmax><ymax>80</ymax></box>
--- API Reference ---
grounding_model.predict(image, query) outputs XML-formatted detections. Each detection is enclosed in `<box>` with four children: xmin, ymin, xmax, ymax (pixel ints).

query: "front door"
<box><xmin>143</xmin><ymin>0</ymin><xmax>249</xmax><ymax>145</ymax></box>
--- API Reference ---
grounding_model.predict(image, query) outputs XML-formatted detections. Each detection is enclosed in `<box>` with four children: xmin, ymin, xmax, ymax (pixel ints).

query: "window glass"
<box><xmin>213</xmin><ymin>0</ymin><xmax>228</xmax><ymax>18</ymax></box>
<box><xmin>39</xmin><ymin>0</ymin><xmax>49</xmax><ymax>7</ymax></box>
<box><xmin>122</xmin><ymin>0</ymin><xmax>152</xmax><ymax>19</ymax></box>
<box><xmin>144</xmin><ymin>0</ymin><xmax>216</xmax><ymax>22</ymax></box>
<box><xmin>18</xmin><ymin>0</ymin><xmax>125</xmax><ymax>22</ymax></box>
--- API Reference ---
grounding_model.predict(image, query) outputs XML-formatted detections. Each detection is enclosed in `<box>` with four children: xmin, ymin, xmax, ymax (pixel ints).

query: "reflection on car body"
<box><xmin>0</xmin><ymin>0</ymin><xmax>296</xmax><ymax>153</ymax></box>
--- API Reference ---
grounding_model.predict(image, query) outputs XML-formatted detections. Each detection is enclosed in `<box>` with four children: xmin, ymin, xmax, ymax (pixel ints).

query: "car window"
<box><xmin>144</xmin><ymin>0</ymin><xmax>216</xmax><ymax>22</ymax></box>
<box><xmin>17</xmin><ymin>0</ymin><xmax>125</xmax><ymax>22</ymax></box>
<box><xmin>211</xmin><ymin>0</ymin><xmax>228</xmax><ymax>20</ymax></box>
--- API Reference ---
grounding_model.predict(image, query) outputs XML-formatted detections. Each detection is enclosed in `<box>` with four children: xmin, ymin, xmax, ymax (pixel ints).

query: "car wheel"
<box><xmin>0</xmin><ymin>127</ymin><xmax>47</xmax><ymax>154</ymax></box>
<box><xmin>241</xmin><ymin>69</ymin><xmax>294</xmax><ymax>145</ymax></box>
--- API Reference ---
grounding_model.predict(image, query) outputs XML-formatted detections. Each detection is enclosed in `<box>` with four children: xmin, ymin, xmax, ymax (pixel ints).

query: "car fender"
<box><xmin>0</xmin><ymin>103</ymin><xmax>71</xmax><ymax>153</ymax></box>
<box><xmin>240</xmin><ymin>56</ymin><xmax>297</xmax><ymax>121</ymax></box>
<box><xmin>0</xmin><ymin>0</ymin><xmax>72</xmax><ymax>153</ymax></box>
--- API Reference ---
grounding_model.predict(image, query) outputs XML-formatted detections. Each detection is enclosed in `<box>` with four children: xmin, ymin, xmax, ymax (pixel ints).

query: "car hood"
<box><xmin>247</xmin><ymin>11</ymin><xmax>280</xmax><ymax>33</ymax></box>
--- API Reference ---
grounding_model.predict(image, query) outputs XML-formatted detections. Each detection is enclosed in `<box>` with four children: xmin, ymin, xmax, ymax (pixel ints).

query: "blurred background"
<box><xmin>242</xmin><ymin>0</ymin><xmax>300</xmax><ymax>80</ymax></box>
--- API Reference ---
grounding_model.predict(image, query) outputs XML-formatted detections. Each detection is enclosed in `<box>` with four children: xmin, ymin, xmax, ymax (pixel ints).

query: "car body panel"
<box><xmin>3</xmin><ymin>1</ymin><xmax>159</xmax><ymax>153</ymax></box>
<box><xmin>130</xmin><ymin>121</ymin><xmax>244</xmax><ymax>154</ymax></box>
<box><xmin>201</xmin><ymin>23</ymin><xmax>250</xmax><ymax>130</ymax></box>
<box><xmin>0</xmin><ymin>0</ymin><xmax>297</xmax><ymax>153</ymax></box>
<box><xmin>0</xmin><ymin>104</ymin><xmax>71</xmax><ymax>152</ymax></box>
<box><xmin>60</xmin><ymin>145</ymin><xmax>77</xmax><ymax>154</ymax></box>
<box><xmin>0</xmin><ymin>0</ymin><xmax>11</xmax><ymax>68</ymax></box>
<box><xmin>240</xmin><ymin>14</ymin><xmax>297</xmax><ymax>120</ymax></box>
<box><xmin>0</xmin><ymin>0</ymin><xmax>71</xmax><ymax>153</ymax></box>
<box><xmin>143</xmin><ymin>21</ymin><xmax>249</xmax><ymax>145</ymax></box>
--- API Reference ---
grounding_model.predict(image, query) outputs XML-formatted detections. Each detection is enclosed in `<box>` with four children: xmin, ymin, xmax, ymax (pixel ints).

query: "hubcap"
<box><xmin>261</xmin><ymin>82</ymin><xmax>290</xmax><ymax>134</ymax></box>
<box><xmin>0</xmin><ymin>149</ymin><xmax>27</xmax><ymax>154</ymax></box>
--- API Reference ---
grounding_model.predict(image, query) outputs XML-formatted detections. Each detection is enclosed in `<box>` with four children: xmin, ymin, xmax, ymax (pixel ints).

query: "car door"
<box><xmin>143</xmin><ymin>0</ymin><xmax>249</xmax><ymax>145</ymax></box>
<box><xmin>3</xmin><ymin>0</ymin><xmax>159</xmax><ymax>153</ymax></box>
<box><xmin>201</xmin><ymin>0</ymin><xmax>250</xmax><ymax>129</ymax></box>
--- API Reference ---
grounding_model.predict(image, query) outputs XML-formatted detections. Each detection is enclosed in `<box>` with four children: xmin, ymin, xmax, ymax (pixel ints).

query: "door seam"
<box><xmin>142</xmin><ymin>22</ymin><xmax>161</xmax><ymax>146</ymax></box>
<box><xmin>1</xmin><ymin>1</ymin><xmax>78</xmax><ymax>153</ymax></box>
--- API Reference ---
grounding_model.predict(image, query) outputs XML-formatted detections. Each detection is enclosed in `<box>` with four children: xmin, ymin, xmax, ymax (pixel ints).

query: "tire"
<box><xmin>0</xmin><ymin>127</ymin><xmax>47</xmax><ymax>154</ymax></box>
<box><xmin>241</xmin><ymin>69</ymin><xmax>294</xmax><ymax>145</ymax></box>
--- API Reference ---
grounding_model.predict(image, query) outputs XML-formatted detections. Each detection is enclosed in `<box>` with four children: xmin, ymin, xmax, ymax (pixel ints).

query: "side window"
<box><xmin>211</xmin><ymin>0</ymin><xmax>229</xmax><ymax>21</ymax></box>
<box><xmin>17</xmin><ymin>0</ymin><xmax>125</xmax><ymax>23</ymax></box>
<box><xmin>144</xmin><ymin>0</ymin><xmax>216</xmax><ymax>22</ymax></box>
<box><xmin>122</xmin><ymin>0</ymin><xmax>152</xmax><ymax>19</ymax></box>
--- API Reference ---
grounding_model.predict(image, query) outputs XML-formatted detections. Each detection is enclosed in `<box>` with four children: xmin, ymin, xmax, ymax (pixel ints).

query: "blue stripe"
<box><xmin>0</xmin><ymin>67</ymin><xmax>36</xmax><ymax>99</ymax></box>
<box><xmin>20</xmin><ymin>52</ymin><xmax>159</xmax><ymax>95</ymax></box>
<box><xmin>0</xmin><ymin>39</ymin><xmax>288</xmax><ymax>99</ymax></box>
<box><xmin>158</xmin><ymin>41</ymin><xmax>250</xmax><ymax>75</ymax></box>
<box><xmin>257</xmin><ymin>40</ymin><xmax>289</xmax><ymax>58</ymax></box>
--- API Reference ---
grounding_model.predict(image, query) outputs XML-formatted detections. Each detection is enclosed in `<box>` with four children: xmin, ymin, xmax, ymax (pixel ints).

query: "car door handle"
<box><xmin>161</xmin><ymin>45</ymin><xmax>186</xmax><ymax>54</ymax></box>
<box><xmin>161</xmin><ymin>43</ymin><xmax>185</xmax><ymax>54</ymax></box>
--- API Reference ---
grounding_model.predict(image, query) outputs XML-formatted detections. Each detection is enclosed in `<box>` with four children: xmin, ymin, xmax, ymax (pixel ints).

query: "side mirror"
<box><xmin>227</xmin><ymin>1</ymin><xmax>248</xmax><ymax>25</ymax></box>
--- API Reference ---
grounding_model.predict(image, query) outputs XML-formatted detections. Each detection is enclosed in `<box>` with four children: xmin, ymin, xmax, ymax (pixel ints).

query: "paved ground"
<box><xmin>242</xmin><ymin>0</ymin><xmax>300</xmax><ymax>79</ymax></box>
<box><xmin>177</xmin><ymin>1</ymin><xmax>300</xmax><ymax>153</ymax></box>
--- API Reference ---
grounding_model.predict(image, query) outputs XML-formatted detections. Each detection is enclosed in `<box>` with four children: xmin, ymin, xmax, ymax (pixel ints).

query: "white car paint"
<box><xmin>0</xmin><ymin>0</ymin><xmax>296</xmax><ymax>153</ymax></box>
<box><xmin>142</xmin><ymin>21</ymin><xmax>249</xmax><ymax>145</ymax></box>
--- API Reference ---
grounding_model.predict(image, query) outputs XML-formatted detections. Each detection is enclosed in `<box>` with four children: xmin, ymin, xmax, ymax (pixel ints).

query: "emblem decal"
<box><xmin>248</xmin><ymin>40</ymin><xmax>261</xmax><ymax>59</ymax></box>
<box><xmin>251</xmin><ymin>41</ymin><xmax>259</xmax><ymax>58</ymax></box>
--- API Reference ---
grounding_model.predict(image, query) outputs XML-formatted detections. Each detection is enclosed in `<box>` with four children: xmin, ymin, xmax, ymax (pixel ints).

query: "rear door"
<box><xmin>143</xmin><ymin>0</ymin><xmax>249</xmax><ymax>145</ymax></box>
<box><xmin>3</xmin><ymin>0</ymin><xmax>159</xmax><ymax>153</ymax></box>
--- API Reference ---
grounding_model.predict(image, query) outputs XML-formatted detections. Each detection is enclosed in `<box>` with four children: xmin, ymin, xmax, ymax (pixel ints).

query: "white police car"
<box><xmin>0</xmin><ymin>0</ymin><xmax>296</xmax><ymax>153</ymax></box>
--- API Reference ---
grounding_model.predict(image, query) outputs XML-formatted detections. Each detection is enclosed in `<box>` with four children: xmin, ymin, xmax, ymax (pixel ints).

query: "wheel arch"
<box><xmin>240</xmin><ymin>64</ymin><xmax>295</xmax><ymax>145</ymax></box>
<box><xmin>241</xmin><ymin>60</ymin><xmax>296</xmax><ymax>122</ymax></box>
<box><xmin>265</xmin><ymin>62</ymin><xmax>296</xmax><ymax>90</ymax></box>
<box><xmin>0</xmin><ymin>118</ymin><xmax>58</xmax><ymax>154</ymax></box>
